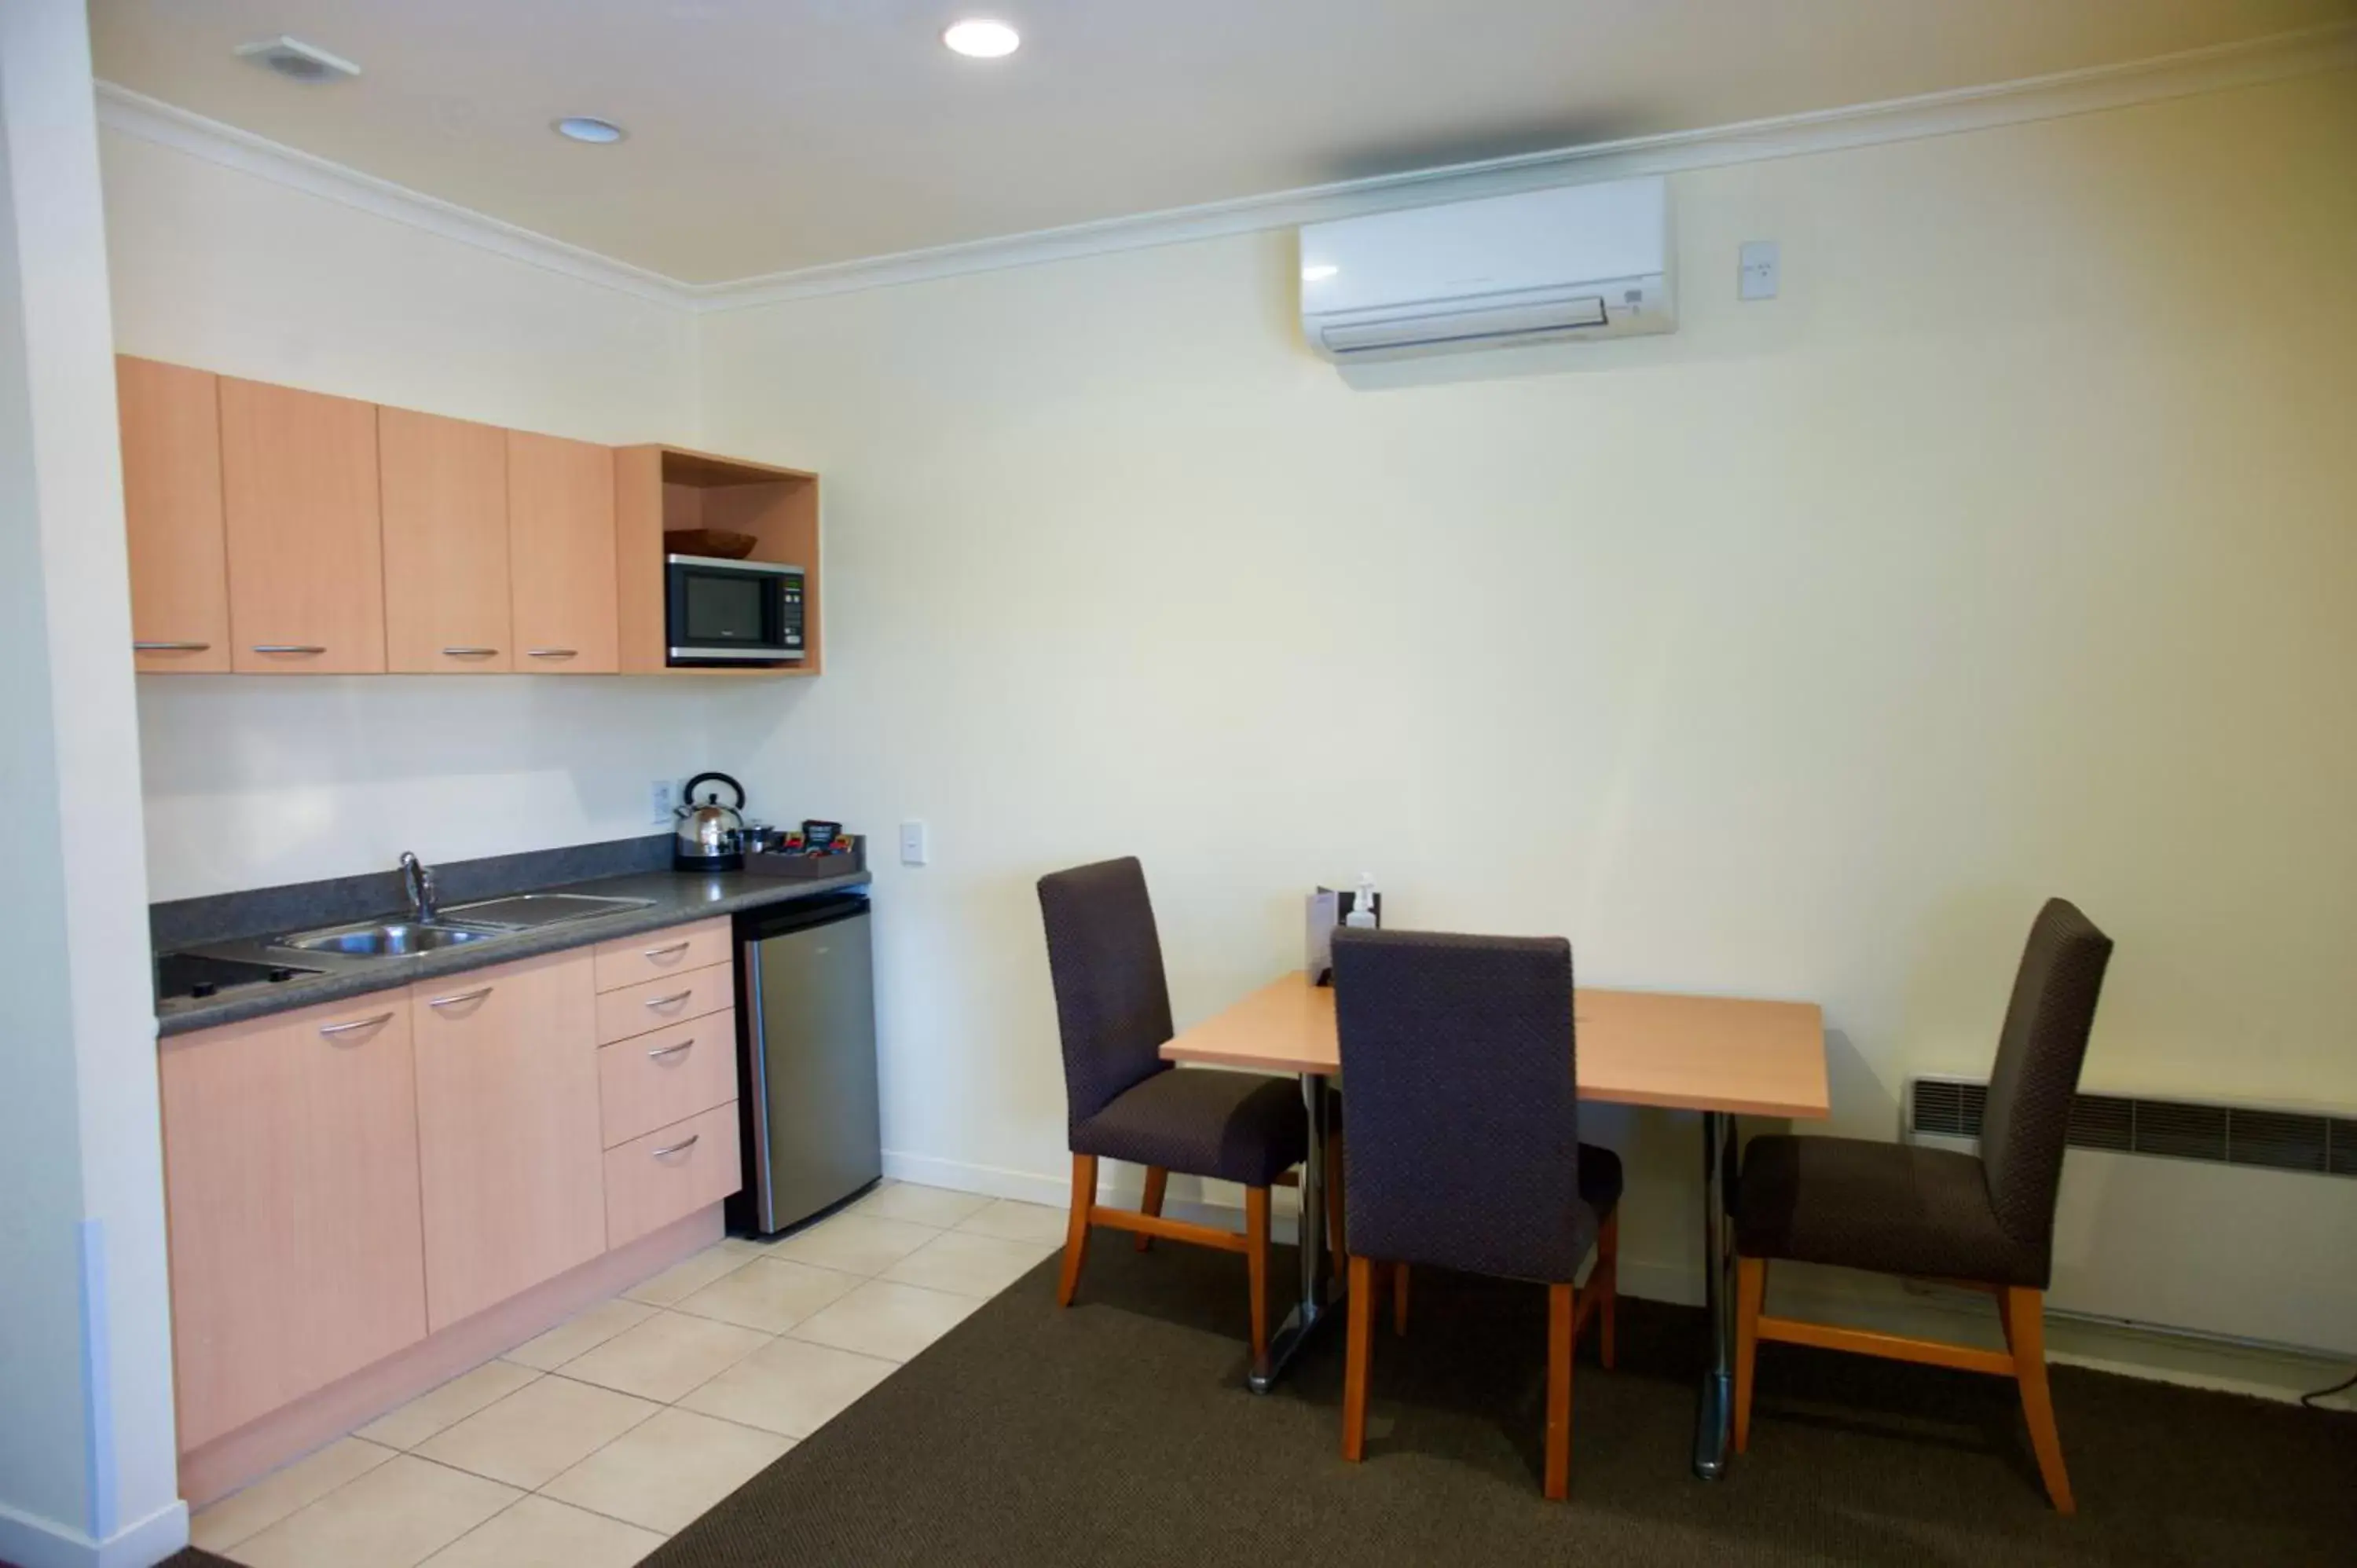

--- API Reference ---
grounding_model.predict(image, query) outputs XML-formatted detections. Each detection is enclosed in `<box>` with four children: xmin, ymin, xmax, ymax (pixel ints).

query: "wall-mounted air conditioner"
<box><xmin>1298</xmin><ymin>176</ymin><xmax>1674</xmax><ymax>364</ymax></box>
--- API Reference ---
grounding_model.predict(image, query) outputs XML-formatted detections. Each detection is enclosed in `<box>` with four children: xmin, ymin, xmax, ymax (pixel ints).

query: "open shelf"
<box><xmin>615</xmin><ymin>445</ymin><xmax>822</xmax><ymax>677</ymax></box>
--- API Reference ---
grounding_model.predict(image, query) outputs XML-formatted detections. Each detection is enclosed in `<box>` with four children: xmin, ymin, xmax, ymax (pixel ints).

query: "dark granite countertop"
<box><xmin>156</xmin><ymin>866</ymin><xmax>870</xmax><ymax>1039</ymax></box>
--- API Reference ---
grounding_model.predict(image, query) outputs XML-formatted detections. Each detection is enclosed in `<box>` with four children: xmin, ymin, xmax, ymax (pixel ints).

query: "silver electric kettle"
<box><xmin>673</xmin><ymin>771</ymin><xmax>748</xmax><ymax>872</ymax></box>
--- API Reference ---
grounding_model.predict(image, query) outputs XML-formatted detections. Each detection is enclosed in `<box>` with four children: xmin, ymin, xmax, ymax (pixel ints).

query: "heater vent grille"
<box><xmin>1909</xmin><ymin>1079</ymin><xmax>2354</xmax><ymax>1178</ymax></box>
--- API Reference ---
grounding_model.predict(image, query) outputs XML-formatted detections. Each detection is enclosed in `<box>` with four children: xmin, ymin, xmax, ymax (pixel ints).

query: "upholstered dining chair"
<box><xmin>1329</xmin><ymin>927</ymin><xmax>1622</xmax><ymax>1500</ymax></box>
<box><xmin>1732</xmin><ymin>897</ymin><xmax>2113</xmax><ymax>1514</ymax></box>
<box><xmin>1038</xmin><ymin>857</ymin><xmax>1308</xmax><ymax>1368</ymax></box>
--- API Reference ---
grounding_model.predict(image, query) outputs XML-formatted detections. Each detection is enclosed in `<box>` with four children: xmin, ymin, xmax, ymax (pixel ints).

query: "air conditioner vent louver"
<box><xmin>1911</xmin><ymin>1079</ymin><xmax>1985</xmax><ymax>1138</ymax></box>
<box><xmin>1911</xmin><ymin>1079</ymin><xmax>2352</xmax><ymax>1179</ymax></box>
<box><xmin>2135</xmin><ymin>1100</ymin><xmax>2230</xmax><ymax>1163</ymax></box>
<box><xmin>2067</xmin><ymin>1093</ymin><xmax>2135</xmax><ymax>1151</ymax></box>
<box><xmin>2227</xmin><ymin>1110</ymin><xmax>2330</xmax><ymax>1174</ymax></box>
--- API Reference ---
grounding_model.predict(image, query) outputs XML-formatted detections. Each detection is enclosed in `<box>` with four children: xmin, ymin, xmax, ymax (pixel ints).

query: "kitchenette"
<box><xmin>121</xmin><ymin>351</ymin><xmax>882</xmax><ymax>1506</ymax></box>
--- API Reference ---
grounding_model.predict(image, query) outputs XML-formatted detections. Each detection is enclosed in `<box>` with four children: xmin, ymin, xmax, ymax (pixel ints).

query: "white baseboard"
<box><xmin>880</xmin><ymin>1149</ymin><xmax>2357</xmax><ymax>1408</ymax></box>
<box><xmin>0</xmin><ymin>1497</ymin><xmax>189</xmax><ymax>1568</ymax></box>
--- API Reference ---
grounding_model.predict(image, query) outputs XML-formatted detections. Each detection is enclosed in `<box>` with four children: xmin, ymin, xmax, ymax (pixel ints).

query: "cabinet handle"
<box><xmin>318</xmin><ymin>1011</ymin><xmax>395</xmax><ymax>1039</ymax></box>
<box><xmin>645</xmin><ymin>989</ymin><xmax>694</xmax><ymax>1009</ymax></box>
<box><xmin>441</xmin><ymin>647</ymin><xmax>500</xmax><ymax>658</ymax></box>
<box><xmin>526</xmin><ymin>648</ymin><xmax>578</xmax><ymax>660</ymax></box>
<box><xmin>643</xmin><ymin>940</ymin><xmax>692</xmax><ymax>960</ymax></box>
<box><xmin>651</xmin><ymin>1134</ymin><xmax>700</xmax><ymax>1158</ymax></box>
<box><xmin>427</xmin><ymin>985</ymin><xmax>493</xmax><ymax>1009</ymax></box>
<box><xmin>134</xmin><ymin>640</ymin><xmax>212</xmax><ymax>652</ymax></box>
<box><xmin>251</xmin><ymin>644</ymin><xmax>328</xmax><ymax>655</ymax></box>
<box><xmin>646</xmin><ymin>1038</ymin><xmax>695</xmax><ymax>1061</ymax></box>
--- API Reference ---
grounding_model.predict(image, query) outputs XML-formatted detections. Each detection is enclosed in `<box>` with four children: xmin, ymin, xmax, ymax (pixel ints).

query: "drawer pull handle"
<box><xmin>319</xmin><ymin>1011</ymin><xmax>395</xmax><ymax>1039</ymax></box>
<box><xmin>134</xmin><ymin>640</ymin><xmax>212</xmax><ymax>652</ymax></box>
<box><xmin>428</xmin><ymin>986</ymin><xmax>493</xmax><ymax>1009</ymax></box>
<box><xmin>651</xmin><ymin>1134</ymin><xmax>700</xmax><ymax>1159</ymax></box>
<box><xmin>646</xmin><ymin>989</ymin><xmax>695</xmax><ymax>1009</ymax></box>
<box><xmin>643</xmin><ymin>940</ymin><xmax>692</xmax><ymax>959</ymax></box>
<box><xmin>526</xmin><ymin>648</ymin><xmax>578</xmax><ymax>659</ymax></box>
<box><xmin>252</xmin><ymin>643</ymin><xmax>328</xmax><ymax>655</ymax></box>
<box><xmin>441</xmin><ymin>646</ymin><xmax>500</xmax><ymax>658</ymax></box>
<box><xmin>647</xmin><ymin>1038</ymin><xmax>695</xmax><ymax>1061</ymax></box>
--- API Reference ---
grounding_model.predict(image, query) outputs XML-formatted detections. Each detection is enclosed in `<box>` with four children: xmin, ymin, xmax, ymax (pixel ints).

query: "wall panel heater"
<box><xmin>1906</xmin><ymin>1076</ymin><xmax>2357</xmax><ymax>1358</ymax></box>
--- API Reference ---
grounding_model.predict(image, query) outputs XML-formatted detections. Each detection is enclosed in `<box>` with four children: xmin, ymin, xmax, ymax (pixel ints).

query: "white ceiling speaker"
<box><xmin>233</xmin><ymin>36</ymin><xmax>361</xmax><ymax>84</ymax></box>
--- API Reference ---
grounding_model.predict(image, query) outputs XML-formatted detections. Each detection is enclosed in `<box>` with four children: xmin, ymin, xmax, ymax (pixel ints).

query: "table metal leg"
<box><xmin>1248</xmin><ymin>1070</ymin><xmax>1332</xmax><ymax>1393</ymax></box>
<box><xmin>1692</xmin><ymin>1109</ymin><xmax>1738</xmax><ymax>1478</ymax></box>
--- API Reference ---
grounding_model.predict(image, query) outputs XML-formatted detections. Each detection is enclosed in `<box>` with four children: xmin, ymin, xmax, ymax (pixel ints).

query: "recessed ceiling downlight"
<box><xmin>943</xmin><ymin>19</ymin><xmax>1021</xmax><ymax>58</ymax></box>
<box><xmin>234</xmin><ymin>36</ymin><xmax>360</xmax><ymax>83</ymax></box>
<box><xmin>554</xmin><ymin>117</ymin><xmax>628</xmax><ymax>145</ymax></box>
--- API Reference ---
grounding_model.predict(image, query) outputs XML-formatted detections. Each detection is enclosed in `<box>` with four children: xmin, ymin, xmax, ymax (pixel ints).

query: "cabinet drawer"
<box><xmin>595</xmin><ymin>917</ymin><xmax>731</xmax><ymax>993</ymax></box>
<box><xmin>599</xmin><ymin>1011</ymin><xmax>737</xmax><ymax>1149</ymax></box>
<box><xmin>604</xmin><ymin>1101</ymin><xmax>741</xmax><ymax>1248</ymax></box>
<box><xmin>596</xmin><ymin>962</ymin><xmax>735</xmax><ymax>1045</ymax></box>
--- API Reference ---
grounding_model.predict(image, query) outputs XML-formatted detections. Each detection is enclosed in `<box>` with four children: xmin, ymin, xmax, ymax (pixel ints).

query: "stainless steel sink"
<box><xmin>437</xmin><ymin>893</ymin><xmax>656</xmax><ymax>930</ymax></box>
<box><xmin>276</xmin><ymin>921</ymin><xmax>504</xmax><ymax>957</ymax></box>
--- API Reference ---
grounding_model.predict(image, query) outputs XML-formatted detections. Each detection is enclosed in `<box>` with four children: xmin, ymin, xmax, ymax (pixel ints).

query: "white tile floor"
<box><xmin>191</xmin><ymin>1185</ymin><xmax>1065</xmax><ymax>1566</ymax></box>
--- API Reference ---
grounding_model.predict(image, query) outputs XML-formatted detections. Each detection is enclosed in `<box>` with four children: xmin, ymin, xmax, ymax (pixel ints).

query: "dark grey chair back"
<box><xmin>1330</xmin><ymin>928</ymin><xmax>1593</xmax><ymax>1283</ymax></box>
<box><xmin>1979</xmin><ymin>899</ymin><xmax>2114</xmax><ymax>1262</ymax></box>
<box><xmin>1037</xmin><ymin>858</ymin><xmax>1175</xmax><ymax>1134</ymax></box>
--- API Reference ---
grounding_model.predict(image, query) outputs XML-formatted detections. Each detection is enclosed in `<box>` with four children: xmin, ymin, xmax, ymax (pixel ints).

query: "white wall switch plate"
<box><xmin>899</xmin><ymin>820</ymin><xmax>929</xmax><ymax>866</ymax></box>
<box><xmin>649</xmin><ymin>779</ymin><xmax>676</xmax><ymax>826</ymax></box>
<box><xmin>1739</xmin><ymin>240</ymin><xmax>1780</xmax><ymax>300</ymax></box>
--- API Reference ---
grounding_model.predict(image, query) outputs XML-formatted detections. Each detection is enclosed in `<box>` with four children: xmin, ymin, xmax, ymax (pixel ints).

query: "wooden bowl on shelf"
<box><xmin>663</xmin><ymin>529</ymin><xmax>759</xmax><ymax>560</ymax></box>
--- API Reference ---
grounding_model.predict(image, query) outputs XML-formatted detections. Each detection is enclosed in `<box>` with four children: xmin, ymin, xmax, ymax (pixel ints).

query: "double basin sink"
<box><xmin>274</xmin><ymin>893</ymin><xmax>657</xmax><ymax>961</ymax></box>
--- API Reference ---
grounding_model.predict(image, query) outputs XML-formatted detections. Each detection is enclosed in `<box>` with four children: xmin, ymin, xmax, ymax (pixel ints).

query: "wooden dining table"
<box><xmin>1160</xmin><ymin>970</ymin><xmax>1830</xmax><ymax>1479</ymax></box>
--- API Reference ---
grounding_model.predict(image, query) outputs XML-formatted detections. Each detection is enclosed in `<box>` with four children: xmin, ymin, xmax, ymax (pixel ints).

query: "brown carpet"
<box><xmin>163</xmin><ymin>1240</ymin><xmax>2356</xmax><ymax>1566</ymax></box>
<box><xmin>629</xmin><ymin>1240</ymin><xmax>2355</xmax><ymax>1566</ymax></box>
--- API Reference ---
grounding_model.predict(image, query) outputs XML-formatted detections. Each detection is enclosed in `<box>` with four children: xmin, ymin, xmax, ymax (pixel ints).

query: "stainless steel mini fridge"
<box><xmin>731</xmin><ymin>892</ymin><xmax>881</xmax><ymax>1235</ymax></box>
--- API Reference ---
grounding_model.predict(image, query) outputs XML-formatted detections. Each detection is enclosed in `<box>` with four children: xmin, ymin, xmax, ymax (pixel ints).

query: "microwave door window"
<box><xmin>686</xmin><ymin>573</ymin><xmax>764</xmax><ymax>642</ymax></box>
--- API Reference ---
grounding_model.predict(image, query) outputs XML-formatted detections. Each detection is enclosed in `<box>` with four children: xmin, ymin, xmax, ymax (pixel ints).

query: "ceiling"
<box><xmin>88</xmin><ymin>1</ymin><xmax>2349</xmax><ymax>286</ymax></box>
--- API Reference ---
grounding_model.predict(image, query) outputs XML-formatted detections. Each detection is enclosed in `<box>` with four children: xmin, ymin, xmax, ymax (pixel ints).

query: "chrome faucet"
<box><xmin>398</xmin><ymin>852</ymin><xmax>438</xmax><ymax>923</ymax></box>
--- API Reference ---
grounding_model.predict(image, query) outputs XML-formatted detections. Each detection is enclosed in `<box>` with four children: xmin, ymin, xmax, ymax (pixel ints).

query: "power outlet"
<box><xmin>1739</xmin><ymin>240</ymin><xmax>1780</xmax><ymax>301</ymax></box>
<box><xmin>899</xmin><ymin>820</ymin><xmax>929</xmax><ymax>866</ymax></box>
<box><xmin>648</xmin><ymin>779</ymin><xmax>677</xmax><ymax>826</ymax></box>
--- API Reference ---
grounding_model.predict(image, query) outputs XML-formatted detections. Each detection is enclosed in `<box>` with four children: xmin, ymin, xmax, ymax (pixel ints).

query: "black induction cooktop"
<box><xmin>156</xmin><ymin>952</ymin><xmax>323</xmax><ymax>1002</ymax></box>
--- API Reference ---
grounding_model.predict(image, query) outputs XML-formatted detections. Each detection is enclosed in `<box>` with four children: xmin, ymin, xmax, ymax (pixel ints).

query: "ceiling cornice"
<box><xmin>93</xmin><ymin>82</ymin><xmax>690</xmax><ymax>308</ymax></box>
<box><xmin>94</xmin><ymin>23</ymin><xmax>2354</xmax><ymax>318</ymax></box>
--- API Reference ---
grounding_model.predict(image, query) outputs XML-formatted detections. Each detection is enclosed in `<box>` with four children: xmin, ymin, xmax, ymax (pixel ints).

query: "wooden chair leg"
<box><xmin>1058</xmin><ymin>1153</ymin><xmax>1096</xmax><ymax>1306</ymax></box>
<box><xmin>1342</xmin><ymin>1255</ymin><xmax>1373</xmax><ymax>1461</ymax></box>
<box><xmin>1733</xmin><ymin>1255</ymin><xmax>1766</xmax><ymax>1453</ymax></box>
<box><xmin>1545</xmin><ymin>1281</ymin><xmax>1575</xmax><ymax>1500</ymax></box>
<box><xmin>1392</xmin><ymin>1262</ymin><xmax>1411</xmax><ymax>1336</ymax></box>
<box><xmin>1596</xmin><ymin>1207</ymin><xmax>1619</xmax><ymax>1370</ymax></box>
<box><xmin>1135</xmin><ymin>1166</ymin><xmax>1168</xmax><ymax>1251</ymax></box>
<box><xmin>1244</xmin><ymin>1185</ymin><xmax>1272</xmax><ymax>1369</ymax></box>
<box><xmin>2003</xmin><ymin>1288</ymin><xmax>2076</xmax><ymax>1515</ymax></box>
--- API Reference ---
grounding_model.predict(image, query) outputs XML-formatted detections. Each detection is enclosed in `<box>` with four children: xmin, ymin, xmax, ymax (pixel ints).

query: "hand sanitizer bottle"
<box><xmin>1345</xmin><ymin>873</ymin><xmax>1379</xmax><ymax>929</ymax></box>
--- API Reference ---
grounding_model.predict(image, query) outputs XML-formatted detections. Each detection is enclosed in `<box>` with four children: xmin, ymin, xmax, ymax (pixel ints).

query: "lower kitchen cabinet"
<box><xmin>606</xmin><ymin>1101</ymin><xmax>742</xmax><ymax>1249</ymax></box>
<box><xmin>159</xmin><ymin>998</ymin><xmax>428</xmax><ymax>1449</ymax></box>
<box><xmin>412</xmin><ymin>949</ymin><xmax>607</xmax><ymax>1329</ymax></box>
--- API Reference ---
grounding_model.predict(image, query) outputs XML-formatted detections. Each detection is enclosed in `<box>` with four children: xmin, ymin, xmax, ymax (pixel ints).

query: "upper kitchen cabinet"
<box><xmin>218</xmin><ymin>376</ymin><xmax>387</xmax><ymax>673</ymax></box>
<box><xmin>616</xmin><ymin>444</ymin><xmax>822</xmax><ymax>676</ymax></box>
<box><xmin>117</xmin><ymin>356</ymin><xmax>232</xmax><ymax>672</ymax></box>
<box><xmin>380</xmin><ymin>407</ymin><xmax>512</xmax><ymax>672</ymax></box>
<box><xmin>509</xmin><ymin>429</ymin><xmax>621</xmax><ymax>673</ymax></box>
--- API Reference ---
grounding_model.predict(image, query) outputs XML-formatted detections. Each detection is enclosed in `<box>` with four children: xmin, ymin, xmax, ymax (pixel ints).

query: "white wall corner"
<box><xmin>0</xmin><ymin>1498</ymin><xmax>190</xmax><ymax>1568</ymax></box>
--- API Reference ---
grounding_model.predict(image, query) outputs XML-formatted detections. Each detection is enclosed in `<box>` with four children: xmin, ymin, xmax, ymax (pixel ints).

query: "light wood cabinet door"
<box><xmin>117</xmin><ymin>357</ymin><xmax>232</xmax><ymax>672</ymax></box>
<box><xmin>411</xmin><ymin>950</ymin><xmax>607</xmax><ymax>1330</ymax></box>
<box><xmin>159</xmin><ymin>999</ymin><xmax>427</xmax><ymax>1449</ymax></box>
<box><xmin>380</xmin><ymin>407</ymin><xmax>512</xmax><ymax>672</ymax></box>
<box><xmin>219</xmin><ymin>377</ymin><xmax>387</xmax><ymax>672</ymax></box>
<box><xmin>508</xmin><ymin>430</ymin><xmax>618</xmax><ymax>673</ymax></box>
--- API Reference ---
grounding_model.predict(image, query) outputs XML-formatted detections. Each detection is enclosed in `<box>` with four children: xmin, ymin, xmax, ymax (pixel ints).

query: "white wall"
<box><xmin>697</xmin><ymin>73</ymin><xmax>2357</xmax><ymax>1303</ymax></box>
<box><xmin>0</xmin><ymin>4</ymin><xmax>184</xmax><ymax>1563</ymax></box>
<box><xmin>101</xmin><ymin>126</ymin><xmax>717</xmax><ymax>898</ymax></box>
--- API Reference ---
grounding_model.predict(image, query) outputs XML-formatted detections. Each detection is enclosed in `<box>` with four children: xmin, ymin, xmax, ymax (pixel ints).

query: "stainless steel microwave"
<box><xmin>666</xmin><ymin>555</ymin><xmax>805</xmax><ymax>665</ymax></box>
